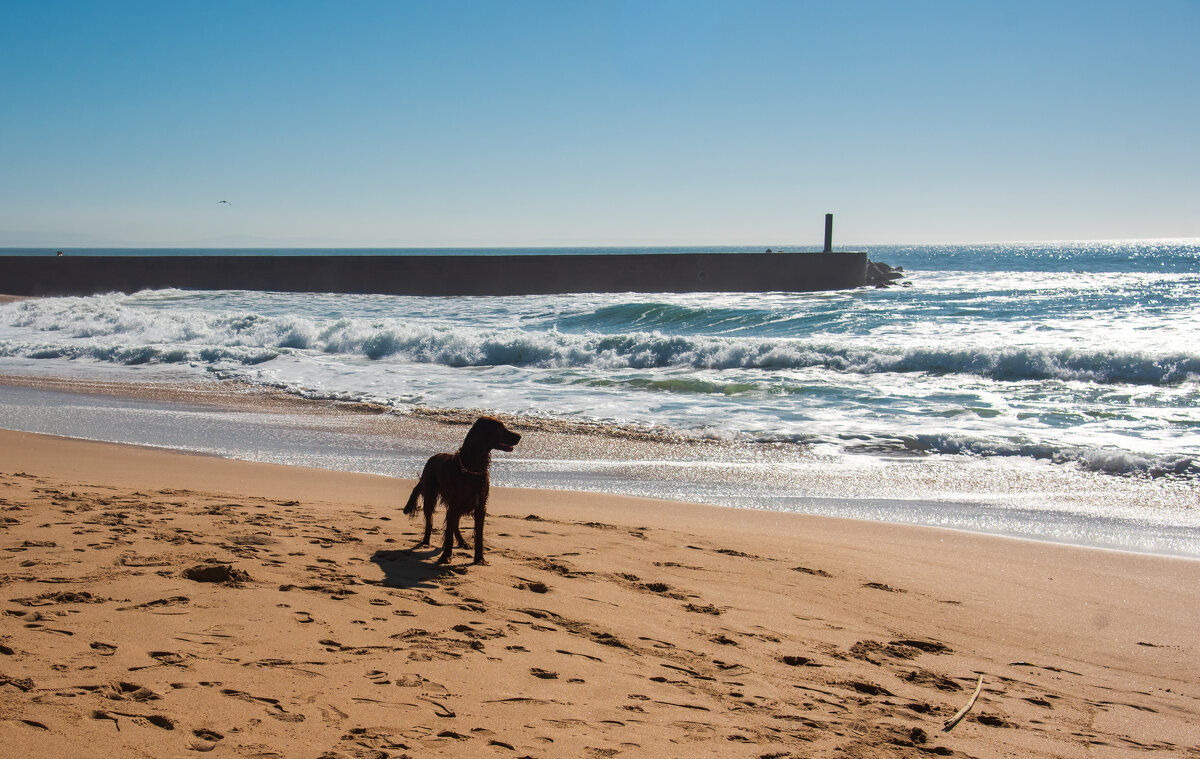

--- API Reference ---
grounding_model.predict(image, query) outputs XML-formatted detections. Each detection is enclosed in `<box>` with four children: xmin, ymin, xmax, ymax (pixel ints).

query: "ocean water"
<box><xmin>1</xmin><ymin>241</ymin><xmax>1198</xmax><ymax>554</ymax></box>
<box><xmin>3</xmin><ymin>241</ymin><xmax>1198</xmax><ymax>474</ymax></box>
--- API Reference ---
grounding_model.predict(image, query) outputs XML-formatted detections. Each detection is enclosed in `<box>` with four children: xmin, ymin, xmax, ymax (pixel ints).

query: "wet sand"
<box><xmin>2</xmin><ymin>370</ymin><xmax>1198</xmax><ymax>558</ymax></box>
<box><xmin>1</xmin><ymin>428</ymin><xmax>1198</xmax><ymax>758</ymax></box>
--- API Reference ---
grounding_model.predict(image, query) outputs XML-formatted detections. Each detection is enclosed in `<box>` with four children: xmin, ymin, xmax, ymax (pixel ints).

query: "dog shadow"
<box><xmin>369</xmin><ymin>547</ymin><xmax>464</xmax><ymax>590</ymax></box>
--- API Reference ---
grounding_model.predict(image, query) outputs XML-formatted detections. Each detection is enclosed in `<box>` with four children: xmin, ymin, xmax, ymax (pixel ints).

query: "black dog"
<box><xmin>402</xmin><ymin>417</ymin><xmax>521</xmax><ymax>565</ymax></box>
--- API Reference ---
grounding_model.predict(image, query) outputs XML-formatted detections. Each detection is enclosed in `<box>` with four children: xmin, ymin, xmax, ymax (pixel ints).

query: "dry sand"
<box><xmin>1</xmin><ymin>428</ymin><xmax>1197</xmax><ymax>758</ymax></box>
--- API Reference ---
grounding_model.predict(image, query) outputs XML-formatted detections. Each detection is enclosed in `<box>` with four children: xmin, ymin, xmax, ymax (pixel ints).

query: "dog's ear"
<box><xmin>462</xmin><ymin>417</ymin><xmax>494</xmax><ymax>451</ymax></box>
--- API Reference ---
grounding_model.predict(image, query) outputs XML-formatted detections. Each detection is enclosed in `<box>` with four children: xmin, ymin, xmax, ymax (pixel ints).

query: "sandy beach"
<box><xmin>6</xmin><ymin>1</ymin><xmax>1200</xmax><ymax>755</ymax></box>
<box><xmin>1</xmin><ymin>427</ymin><xmax>1197</xmax><ymax>758</ymax></box>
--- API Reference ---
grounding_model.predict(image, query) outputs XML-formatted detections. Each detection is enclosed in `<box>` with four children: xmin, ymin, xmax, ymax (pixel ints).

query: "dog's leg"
<box><xmin>453</xmin><ymin>519</ymin><xmax>471</xmax><ymax>550</ymax></box>
<box><xmin>418</xmin><ymin>480</ymin><xmax>437</xmax><ymax>547</ymax></box>
<box><xmin>472</xmin><ymin>504</ymin><xmax>487</xmax><ymax>565</ymax></box>
<box><xmin>436</xmin><ymin>509</ymin><xmax>462</xmax><ymax>565</ymax></box>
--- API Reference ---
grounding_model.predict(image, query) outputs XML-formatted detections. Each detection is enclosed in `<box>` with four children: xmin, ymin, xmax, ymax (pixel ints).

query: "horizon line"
<box><xmin>1</xmin><ymin>236</ymin><xmax>1198</xmax><ymax>251</ymax></box>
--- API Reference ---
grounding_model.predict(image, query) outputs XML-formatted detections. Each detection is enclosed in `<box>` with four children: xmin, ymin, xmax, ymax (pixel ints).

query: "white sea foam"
<box><xmin>3</xmin><ymin>296</ymin><xmax>1198</xmax><ymax>386</ymax></box>
<box><xmin>1</xmin><ymin>242</ymin><xmax>1198</xmax><ymax>480</ymax></box>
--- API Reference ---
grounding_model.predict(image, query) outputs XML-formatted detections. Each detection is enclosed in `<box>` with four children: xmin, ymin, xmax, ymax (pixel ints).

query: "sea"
<box><xmin>1</xmin><ymin>241</ymin><xmax>1198</xmax><ymax>556</ymax></box>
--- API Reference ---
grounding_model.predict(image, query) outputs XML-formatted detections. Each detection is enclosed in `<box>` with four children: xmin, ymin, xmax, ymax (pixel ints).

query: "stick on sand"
<box><xmin>942</xmin><ymin>674</ymin><xmax>985</xmax><ymax>733</ymax></box>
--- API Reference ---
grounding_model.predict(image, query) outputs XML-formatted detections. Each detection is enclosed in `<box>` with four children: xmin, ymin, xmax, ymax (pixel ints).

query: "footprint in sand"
<box><xmin>892</xmin><ymin>638</ymin><xmax>952</xmax><ymax>655</ymax></box>
<box><xmin>792</xmin><ymin>565</ymin><xmax>832</xmax><ymax>577</ymax></box>
<box><xmin>127</xmin><ymin>650</ymin><xmax>186</xmax><ymax>670</ymax></box>
<box><xmin>863</xmin><ymin>582</ymin><xmax>906</xmax><ymax>593</ymax></box>
<box><xmin>841</xmin><ymin>679</ymin><xmax>893</xmax><ymax>697</ymax></box>
<box><xmin>100</xmin><ymin>681</ymin><xmax>160</xmax><ymax>702</ymax></box>
<box><xmin>366</xmin><ymin>670</ymin><xmax>391</xmax><ymax>685</ymax></box>
<box><xmin>189</xmin><ymin>728</ymin><xmax>224</xmax><ymax>752</ymax></box>
<box><xmin>974</xmin><ymin>713</ymin><xmax>1017</xmax><ymax>728</ymax></box>
<box><xmin>181</xmin><ymin>563</ymin><xmax>251</xmax><ymax>584</ymax></box>
<box><xmin>15</xmin><ymin>590</ymin><xmax>105</xmax><ymax>607</ymax></box>
<box><xmin>220</xmin><ymin>688</ymin><xmax>303</xmax><ymax>721</ymax></box>
<box><xmin>90</xmin><ymin>641</ymin><xmax>117</xmax><ymax>656</ymax></box>
<box><xmin>638</xmin><ymin>581</ymin><xmax>685</xmax><ymax>598</ymax></box>
<box><xmin>90</xmin><ymin>709</ymin><xmax>175</xmax><ymax>730</ymax></box>
<box><xmin>902</xmin><ymin>669</ymin><xmax>962</xmax><ymax>692</ymax></box>
<box><xmin>116</xmin><ymin>596</ymin><xmax>190</xmax><ymax>611</ymax></box>
<box><xmin>451</xmin><ymin>623</ymin><xmax>507</xmax><ymax>641</ymax></box>
<box><xmin>1</xmin><ymin>674</ymin><xmax>35</xmax><ymax>691</ymax></box>
<box><xmin>394</xmin><ymin>673</ymin><xmax>422</xmax><ymax>687</ymax></box>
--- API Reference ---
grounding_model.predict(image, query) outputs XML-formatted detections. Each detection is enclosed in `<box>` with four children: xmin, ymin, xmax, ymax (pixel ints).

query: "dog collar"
<box><xmin>454</xmin><ymin>450</ymin><xmax>485</xmax><ymax>476</ymax></box>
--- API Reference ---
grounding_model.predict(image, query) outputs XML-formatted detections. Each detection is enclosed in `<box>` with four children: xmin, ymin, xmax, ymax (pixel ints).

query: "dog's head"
<box><xmin>464</xmin><ymin>416</ymin><xmax>521</xmax><ymax>454</ymax></box>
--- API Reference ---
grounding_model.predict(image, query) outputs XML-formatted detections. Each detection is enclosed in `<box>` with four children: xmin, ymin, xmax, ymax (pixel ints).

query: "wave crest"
<box><xmin>2</xmin><ymin>297</ymin><xmax>1197</xmax><ymax>386</ymax></box>
<box><xmin>905</xmin><ymin>433</ymin><xmax>1198</xmax><ymax>479</ymax></box>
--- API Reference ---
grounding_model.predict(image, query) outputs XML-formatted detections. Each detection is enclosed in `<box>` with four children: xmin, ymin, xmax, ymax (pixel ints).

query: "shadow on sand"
<box><xmin>369</xmin><ymin>547</ymin><xmax>465</xmax><ymax>590</ymax></box>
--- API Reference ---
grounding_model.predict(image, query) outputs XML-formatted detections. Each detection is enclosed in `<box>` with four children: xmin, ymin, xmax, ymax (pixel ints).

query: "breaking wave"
<box><xmin>904</xmin><ymin>433</ymin><xmax>1198</xmax><ymax>479</ymax></box>
<box><xmin>2</xmin><ymin>297</ymin><xmax>1197</xmax><ymax>386</ymax></box>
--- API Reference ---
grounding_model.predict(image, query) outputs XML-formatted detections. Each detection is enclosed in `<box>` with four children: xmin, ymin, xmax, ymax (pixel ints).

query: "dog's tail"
<box><xmin>402</xmin><ymin>483</ymin><xmax>421</xmax><ymax>517</ymax></box>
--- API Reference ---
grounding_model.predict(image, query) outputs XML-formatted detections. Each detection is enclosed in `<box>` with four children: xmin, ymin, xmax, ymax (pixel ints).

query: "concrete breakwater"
<box><xmin>0</xmin><ymin>250</ymin><xmax>867</xmax><ymax>296</ymax></box>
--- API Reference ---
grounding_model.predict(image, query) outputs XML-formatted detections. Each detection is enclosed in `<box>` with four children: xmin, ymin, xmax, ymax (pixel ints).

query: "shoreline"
<box><xmin>7</xmin><ymin>425</ymin><xmax>1200</xmax><ymax>569</ymax></box>
<box><xmin>1</xmin><ymin>368</ymin><xmax>1199</xmax><ymax>559</ymax></box>
<box><xmin>1</xmin><ymin>427</ymin><xmax>1198</xmax><ymax>757</ymax></box>
<box><xmin>0</xmin><ymin>370</ymin><xmax>729</xmax><ymax>446</ymax></box>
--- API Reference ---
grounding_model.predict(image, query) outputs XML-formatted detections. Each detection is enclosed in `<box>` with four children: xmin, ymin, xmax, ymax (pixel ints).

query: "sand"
<box><xmin>1</xmin><ymin>428</ymin><xmax>1198</xmax><ymax>758</ymax></box>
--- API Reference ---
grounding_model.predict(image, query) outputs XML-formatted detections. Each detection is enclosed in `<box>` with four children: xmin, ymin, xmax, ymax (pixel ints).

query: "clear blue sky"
<box><xmin>2</xmin><ymin>0</ymin><xmax>1197</xmax><ymax>247</ymax></box>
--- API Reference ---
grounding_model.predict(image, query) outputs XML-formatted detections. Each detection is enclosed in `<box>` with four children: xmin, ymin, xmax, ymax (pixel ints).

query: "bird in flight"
<box><xmin>217</xmin><ymin>200</ymin><xmax>231</xmax><ymax>205</ymax></box>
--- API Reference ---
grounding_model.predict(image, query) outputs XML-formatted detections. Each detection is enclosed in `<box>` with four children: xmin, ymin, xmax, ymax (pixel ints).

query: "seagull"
<box><xmin>217</xmin><ymin>200</ymin><xmax>231</xmax><ymax>205</ymax></box>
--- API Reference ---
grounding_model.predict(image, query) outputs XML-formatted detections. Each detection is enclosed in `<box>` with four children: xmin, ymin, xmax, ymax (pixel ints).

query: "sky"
<box><xmin>1</xmin><ymin>0</ymin><xmax>1197</xmax><ymax>248</ymax></box>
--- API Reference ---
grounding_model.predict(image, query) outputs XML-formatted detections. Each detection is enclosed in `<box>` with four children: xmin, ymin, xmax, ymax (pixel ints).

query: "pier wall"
<box><xmin>0</xmin><ymin>251</ymin><xmax>867</xmax><ymax>296</ymax></box>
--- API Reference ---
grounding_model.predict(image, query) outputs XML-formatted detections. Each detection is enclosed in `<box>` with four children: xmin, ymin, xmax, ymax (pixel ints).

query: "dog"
<box><xmin>402</xmin><ymin>416</ymin><xmax>521</xmax><ymax>565</ymax></box>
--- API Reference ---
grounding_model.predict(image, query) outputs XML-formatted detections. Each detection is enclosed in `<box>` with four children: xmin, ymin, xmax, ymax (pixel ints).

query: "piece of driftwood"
<box><xmin>942</xmin><ymin>674</ymin><xmax>984</xmax><ymax>732</ymax></box>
